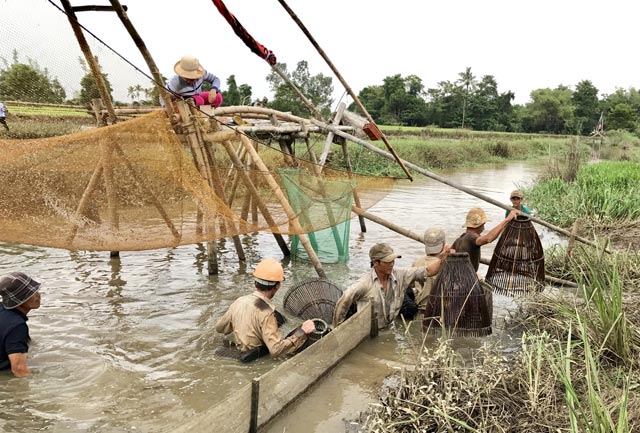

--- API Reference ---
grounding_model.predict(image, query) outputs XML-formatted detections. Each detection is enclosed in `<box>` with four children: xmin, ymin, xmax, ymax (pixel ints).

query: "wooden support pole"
<box><xmin>319</xmin><ymin>102</ymin><xmax>345</xmax><ymax>167</ymax></box>
<box><xmin>100</xmin><ymin>136</ymin><xmax>120</xmax><ymax>258</ymax></box>
<box><xmin>276</xmin><ymin>0</ymin><xmax>413</xmax><ymax>181</ymax></box>
<box><xmin>108</xmin><ymin>0</ymin><xmax>175</xmax><ymax>118</ymax></box>
<box><xmin>60</xmin><ymin>0</ymin><xmax>118</xmax><ymax>125</ymax></box>
<box><xmin>219</xmin><ymin>139</ymin><xmax>290</xmax><ymax>256</ymax></box>
<box><xmin>175</xmin><ymin>101</ymin><xmax>218</xmax><ymax>274</ymax></box>
<box><xmin>67</xmin><ymin>158</ymin><xmax>104</xmax><ymax>244</ymax></box>
<box><xmin>249</xmin><ymin>378</ymin><xmax>260</xmax><ymax>433</ymax></box>
<box><xmin>239</xmin><ymin>135</ymin><xmax>324</xmax><ymax>277</ymax></box>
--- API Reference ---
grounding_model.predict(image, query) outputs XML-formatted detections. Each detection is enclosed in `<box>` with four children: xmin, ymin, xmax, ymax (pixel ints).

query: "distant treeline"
<box><xmin>1</xmin><ymin>51</ymin><xmax>638</xmax><ymax>137</ymax></box>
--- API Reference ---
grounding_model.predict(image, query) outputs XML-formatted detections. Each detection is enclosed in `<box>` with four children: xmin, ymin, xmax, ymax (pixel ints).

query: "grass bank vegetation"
<box><xmin>358</xmin><ymin>130</ymin><xmax>640</xmax><ymax>431</ymax></box>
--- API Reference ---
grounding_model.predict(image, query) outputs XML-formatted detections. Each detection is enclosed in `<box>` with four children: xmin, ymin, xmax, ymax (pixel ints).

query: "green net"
<box><xmin>281</xmin><ymin>168</ymin><xmax>353</xmax><ymax>263</ymax></box>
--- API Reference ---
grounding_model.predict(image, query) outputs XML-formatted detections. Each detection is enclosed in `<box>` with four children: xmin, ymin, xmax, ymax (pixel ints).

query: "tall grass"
<box><xmin>527</xmin><ymin>161</ymin><xmax>640</xmax><ymax>227</ymax></box>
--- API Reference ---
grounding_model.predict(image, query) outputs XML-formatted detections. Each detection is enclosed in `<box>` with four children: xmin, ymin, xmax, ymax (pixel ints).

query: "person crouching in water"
<box><xmin>215</xmin><ymin>258</ymin><xmax>315</xmax><ymax>358</ymax></box>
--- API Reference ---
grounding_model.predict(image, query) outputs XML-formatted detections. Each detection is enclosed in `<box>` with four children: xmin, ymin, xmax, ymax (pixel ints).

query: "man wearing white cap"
<box><xmin>333</xmin><ymin>243</ymin><xmax>442</xmax><ymax>329</ymax></box>
<box><xmin>0</xmin><ymin>272</ymin><xmax>42</xmax><ymax>377</ymax></box>
<box><xmin>411</xmin><ymin>227</ymin><xmax>452</xmax><ymax>309</ymax></box>
<box><xmin>167</xmin><ymin>55</ymin><xmax>223</xmax><ymax>108</ymax></box>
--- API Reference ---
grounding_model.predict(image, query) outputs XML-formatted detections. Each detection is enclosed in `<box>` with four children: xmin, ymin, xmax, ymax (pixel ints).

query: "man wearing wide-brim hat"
<box><xmin>452</xmin><ymin>207</ymin><xmax>519</xmax><ymax>272</ymax></box>
<box><xmin>166</xmin><ymin>55</ymin><xmax>223</xmax><ymax>108</ymax></box>
<box><xmin>0</xmin><ymin>272</ymin><xmax>42</xmax><ymax>377</ymax></box>
<box><xmin>333</xmin><ymin>243</ymin><xmax>444</xmax><ymax>329</ymax></box>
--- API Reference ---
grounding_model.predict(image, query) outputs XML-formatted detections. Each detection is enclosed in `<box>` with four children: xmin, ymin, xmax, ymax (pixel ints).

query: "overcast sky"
<box><xmin>1</xmin><ymin>0</ymin><xmax>638</xmax><ymax>107</ymax></box>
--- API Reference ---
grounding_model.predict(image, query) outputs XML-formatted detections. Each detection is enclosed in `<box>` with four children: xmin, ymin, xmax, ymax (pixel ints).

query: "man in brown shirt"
<box><xmin>215</xmin><ymin>258</ymin><xmax>315</xmax><ymax>357</ymax></box>
<box><xmin>452</xmin><ymin>208</ymin><xmax>519</xmax><ymax>271</ymax></box>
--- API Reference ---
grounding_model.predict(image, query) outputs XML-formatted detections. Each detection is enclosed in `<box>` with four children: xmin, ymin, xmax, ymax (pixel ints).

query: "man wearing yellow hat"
<box><xmin>215</xmin><ymin>258</ymin><xmax>315</xmax><ymax>358</ymax></box>
<box><xmin>452</xmin><ymin>208</ymin><xmax>519</xmax><ymax>272</ymax></box>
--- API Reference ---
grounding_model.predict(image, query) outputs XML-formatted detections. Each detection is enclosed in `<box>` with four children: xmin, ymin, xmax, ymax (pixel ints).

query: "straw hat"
<box><xmin>0</xmin><ymin>272</ymin><xmax>41</xmax><ymax>309</ymax></box>
<box><xmin>464</xmin><ymin>208</ymin><xmax>490</xmax><ymax>228</ymax></box>
<box><xmin>174</xmin><ymin>55</ymin><xmax>205</xmax><ymax>80</ymax></box>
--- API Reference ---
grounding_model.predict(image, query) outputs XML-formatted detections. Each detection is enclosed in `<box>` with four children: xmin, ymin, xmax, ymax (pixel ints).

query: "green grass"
<box><xmin>527</xmin><ymin>161</ymin><xmax>640</xmax><ymax>227</ymax></box>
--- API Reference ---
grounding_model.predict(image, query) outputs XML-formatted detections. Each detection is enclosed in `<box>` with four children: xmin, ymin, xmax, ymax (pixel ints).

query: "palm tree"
<box><xmin>457</xmin><ymin>67</ymin><xmax>476</xmax><ymax>129</ymax></box>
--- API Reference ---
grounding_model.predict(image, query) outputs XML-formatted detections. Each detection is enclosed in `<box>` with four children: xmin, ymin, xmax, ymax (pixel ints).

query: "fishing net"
<box><xmin>281</xmin><ymin>169</ymin><xmax>353</xmax><ymax>263</ymax></box>
<box><xmin>485</xmin><ymin>215</ymin><xmax>545</xmax><ymax>296</ymax></box>
<box><xmin>0</xmin><ymin>2</ymin><xmax>395</xmax><ymax>252</ymax></box>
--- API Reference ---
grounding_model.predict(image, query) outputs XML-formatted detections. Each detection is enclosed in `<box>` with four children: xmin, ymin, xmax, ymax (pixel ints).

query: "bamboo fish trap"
<box><xmin>485</xmin><ymin>214</ymin><xmax>545</xmax><ymax>296</ymax></box>
<box><xmin>283</xmin><ymin>278</ymin><xmax>342</xmax><ymax>324</ymax></box>
<box><xmin>423</xmin><ymin>252</ymin><xmax>492</xmax><ymax>337</ymax></box>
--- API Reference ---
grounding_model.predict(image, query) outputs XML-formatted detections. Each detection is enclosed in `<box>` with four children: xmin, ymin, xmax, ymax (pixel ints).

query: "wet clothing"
<box><xmin>505</xmin><ymin>204</ymin><xmax>531</xmax><ymax>218</ymax></box>
<box><xmin>333</xmin><ymin>267</ymin><xmax>426</xmax><ymax>329</ymax></box>
<box><xmin>215</xmin><ymin>291</ymin><xmax>307</xmax><ymax>356</ymax></box>
<box><xmin>411</xmin><ymin>255</ymin><xmax>442</xmax><ymax>308</ymax></box>
<box><xmin>0</xmin><ymin>305</ymin><xmax>29</xmax><ymax>370</ymax></box>
<box><xmin>452</xmin><ymin>232</ymin><xmax>482</xmax><ymax>271</ymax></box>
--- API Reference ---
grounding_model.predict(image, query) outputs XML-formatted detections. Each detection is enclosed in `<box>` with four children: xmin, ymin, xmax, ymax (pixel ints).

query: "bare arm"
<box><xmin>476</xmin><ymin>210</ymin><xmax>518</xmax><ymax>246</ymax></box>
<box><xmin>8</xmin><ymin>353</ymin><xmax>30</xmax><ymax>377</ymax></box>
<box><xmin>426</xmin><ymin>246</ymin><xmax>454</xmax><ymax>276</ymax></box>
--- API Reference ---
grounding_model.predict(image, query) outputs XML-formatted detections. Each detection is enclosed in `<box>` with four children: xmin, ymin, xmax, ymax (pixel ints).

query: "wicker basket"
<box><xmin>283</xmin><ymin>278</ymin><xmax>342</xmax><ymax>324</ymax></box>
<box><xmin>485</xmin><ymin>214</ymin><xmax>545</xmax><ymax>296</ymax></box>
<box><xmin>423</xmin><ymin>252</ymin><xmax>492</xmax><ymax>337</ymax></box>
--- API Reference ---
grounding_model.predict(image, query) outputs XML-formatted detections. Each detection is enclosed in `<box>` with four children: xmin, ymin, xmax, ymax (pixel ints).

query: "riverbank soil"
<box><xmin>584</xmin><ymin>220</ymin><xmax>640</xmax><ymax>250</ymax></box>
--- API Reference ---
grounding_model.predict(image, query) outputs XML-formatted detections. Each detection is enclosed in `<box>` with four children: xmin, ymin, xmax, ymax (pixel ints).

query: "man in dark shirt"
<box><xmin>452</xmin><ymin>208</ymin><xmax>519</xmax><ymax>271</ymax></box>
<box><xmin>0</xmin><ymin>272</ymin><xmax>42</xmax><ymax>377</ymax></box>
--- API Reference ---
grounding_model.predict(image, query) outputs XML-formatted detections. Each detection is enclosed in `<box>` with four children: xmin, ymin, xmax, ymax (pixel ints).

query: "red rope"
<box><xmin>211</xmin><ymin>0</ymin><xmax>277</xmax><ymax>66</ymax></box>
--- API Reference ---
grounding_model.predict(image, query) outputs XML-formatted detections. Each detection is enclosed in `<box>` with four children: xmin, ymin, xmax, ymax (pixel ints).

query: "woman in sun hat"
<box><xmin>166</xmin><ymin>55</ymin><xmax>223</xmax><ymax>108</ymax></box>
<box><xmin>0</xmin><ymin>272</ymin><xmax>42</xmax><ymax>377</ymax></box>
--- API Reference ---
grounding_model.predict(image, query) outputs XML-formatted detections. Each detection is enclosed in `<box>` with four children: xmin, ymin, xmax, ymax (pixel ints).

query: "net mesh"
<box><xmin>0</xmin><ymin>2</ymin><xmax>395</xmax><ymax>252</ymax></box>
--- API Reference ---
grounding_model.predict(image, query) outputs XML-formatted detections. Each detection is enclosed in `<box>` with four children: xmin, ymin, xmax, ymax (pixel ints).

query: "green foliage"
<box><xmin>528</xmin><ymin>161</ymin><xmax>640</xmax><ymax>226</ymax></box>
<box><xmin>266</xmin><ymin>60</ymin><xmax>333</xmax><ymax>117</ymax></box>
<box><xmin>79</xmin><ymin>72</ymin><xmax>113</xmax><ymax>105</ymax></box>
<box><xmin>0</xmin><ymin>53</ymin><xmax>66</xmax><ymax>103</ymax></box>
<box><xmin>520</xmin><ymin>86</ymin><xmax>575</xmax><ymax>134</ymax></box>
<box><xmin>572</xmin><ymin>80</ymin><xmax>601</xmax><ymax>135</ymax></box>
<box><xmin>222</xmin><ymin>74</ymin><xmax>240</xmax><ymax>105</ymax></box>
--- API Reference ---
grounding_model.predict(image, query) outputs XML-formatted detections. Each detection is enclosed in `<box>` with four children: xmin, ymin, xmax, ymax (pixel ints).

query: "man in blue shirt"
<box><xmin>167</xmin><ymin>55</ymin><xmax>223</xmax><ymax>108</ymax></box>
<box><xmin>0</xmin><ymin>272</ymin><xmax>42</xmax><ymax>377</ymax></box>
<box><xmin>0</xmin><ymin>101</ymin><xmax>9</xmax><ymax>131</ymax></box>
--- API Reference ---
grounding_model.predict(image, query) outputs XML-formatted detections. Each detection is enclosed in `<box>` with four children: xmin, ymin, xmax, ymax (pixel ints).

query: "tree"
<box><xmin>266</xmin><ymin>60</ymin><xmax>333</xmax><ymax>117</ymax></box>
<box><xmin>519</xmin><ymin>86</ymin><xmax>574</xmax><ymax>134</ymax></box>
<box><xmin>238</xmin><ymin>84</ymin><xmax>252</xmax><ymax>106</ymax></box>
<box><xmin>79</xmin><ymin>72</ymin><xmax>113</xmax><ymax>105</ymax></box>
<box><xmin>572</xmin><ymin>80</ymin><xmax>600</xmax><ymax>135</ymax></box>
<box><xmin>457</xmin><ymin>67</ymin><xmax>476</xmax><ymax>129</ymax></box>
<box><xmin>606</xmin><ymin>103</ymin><xmax>637</xmax><ymax>131</ymax></box>
<box><xmin>222</xmin><ymin>75</ymin><xmax>241</xmax><ymax>106</ymax></box>
<box><xmin>0</xmin><ymin>53</ymin><xmax>66</xmax><ymax>103</ymax></box>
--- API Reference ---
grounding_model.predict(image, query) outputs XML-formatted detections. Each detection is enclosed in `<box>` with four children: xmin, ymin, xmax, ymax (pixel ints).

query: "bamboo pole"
<box><xmin>175</xmin><ymin>101</ymin><xmax>218</xmax><ymax>274</ymax></box>
<box><xmin>66</xmin><ymin>158</ymin><xmax>104</xmax><ymax>244</ymax></box>
<box><xmin>351</xmin><ymin>205</ymin><xmax>579</xmax><ymax>289</ymax></box>
<box><xmin>276</xmin><ymin>0</ymin><xmax>413</xmax><ymax>181</ymax></box>
<box><xmin>60</xmin><ymin>0</ymin><xmax>117</xmax><ymax>125</ymax></box>
<box><xmin>239</xmin><ymin>135</ymin><xmax>325</xmax><ymax>277</ymax></box>
<box><xmin>219</xmin><ymin>139</ymin><xmax>290</xmax><ymax>256</ymax></box>
<box><xmin>108</xmin><ymin>0</ymin><xmax>174</xmax><ymax>118</ymax></box>
<box><xmin>308</xmin><ymin>119</ymin><xmax>605</xmax><ymax>251</ymax></box>
<box><xmin>319</xmin><ymin>102</ymin><xmax>345</xmax><ymax>166</ymax></box>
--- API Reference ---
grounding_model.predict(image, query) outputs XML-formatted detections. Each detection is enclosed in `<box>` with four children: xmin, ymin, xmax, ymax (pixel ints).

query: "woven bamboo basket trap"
<box><xmin>423</xmin><ymin>252</ymin><xmax>492</xmax><ymax>337</ymax></box>
<box><xmin>283</xmin><ymin>278</ymin><xmax>342</xmax><ymax>324</ymax></box>
<box><xmin>485</xmin><ymin>214</ymin><xmax>545</xmax><ymax>296</ymax></box>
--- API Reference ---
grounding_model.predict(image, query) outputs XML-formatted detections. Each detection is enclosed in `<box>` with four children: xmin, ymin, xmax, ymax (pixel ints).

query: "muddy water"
<box><xmin>0</xmin><ymin>162</ymin><xmax>558</xmax><ymax>433</ymax></box>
